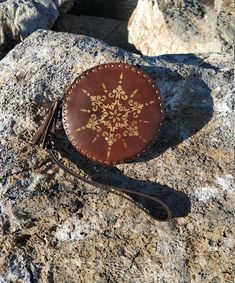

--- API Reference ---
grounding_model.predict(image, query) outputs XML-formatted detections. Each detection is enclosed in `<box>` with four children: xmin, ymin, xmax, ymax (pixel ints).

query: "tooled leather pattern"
<box><xmin>62</xmin><ymin>63</ymin><xmax>164</xmax><ymax>164</ymax></box>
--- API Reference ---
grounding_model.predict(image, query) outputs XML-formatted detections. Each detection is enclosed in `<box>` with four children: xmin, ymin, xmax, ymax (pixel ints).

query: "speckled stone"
<box><xmin>0</xmin><ymin>30</ymin><xmax>234</xmax><ymax>283</ymax></box>
<box><xmin>0</xmin><ymin>0</ymin><xmax>74</xmax><ymax>58</ymax></box>
<box><xmin>128</xmin><ymin>0</ymin><xmax>235</xmax><ymax>55</ymax></box>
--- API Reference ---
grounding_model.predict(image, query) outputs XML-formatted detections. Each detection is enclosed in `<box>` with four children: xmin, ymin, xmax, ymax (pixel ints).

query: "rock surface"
<box><xmin>128</xmin><ymin>0</ymin><xmax>235</xmax><ymax>55</ymax></box>
<box><xmin>0</xmin><ymin>0</ymin><xmax>74</xmax><ymax>58</ymax></box>
<box><xmin>0</xmin><ymin>30</ymin><xmax>234</xmax><ymax>282</ymax></box>
<box><xmin>54</xmin><ymin>14</ymin><xmax>138</xmax><ymax>52</ymax></box>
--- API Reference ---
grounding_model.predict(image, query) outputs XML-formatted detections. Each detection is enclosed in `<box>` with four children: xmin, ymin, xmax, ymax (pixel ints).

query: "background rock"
<box><xmin>0</xmin><ymin>30</ymin><xmax>234</xmax><ymax>282</ymax></box>
<box><xmin>0</xmin><ymin>0</ymin><xmax>74</xmax><ymax>58</ymax></box>
<box><xmin>70</xmin><ymin>0</ymin><xmax>138</xmax><ymax>20</ymax></box>
<box><xmin>54</xmin><ymin>14</ymin><xmax>138</xmax><ymax>52</ymax></box>
<box><xmin>128</xmin><ymin>0</ymin><xmax>235</xmax><ymax>55</ymax></box>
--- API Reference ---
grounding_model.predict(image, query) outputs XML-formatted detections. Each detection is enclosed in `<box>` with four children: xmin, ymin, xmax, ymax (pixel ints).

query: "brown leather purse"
<box><xmin>32</xmin><ymin>63</ymin><xmax>172</xmax><ymax>221</ymax></box>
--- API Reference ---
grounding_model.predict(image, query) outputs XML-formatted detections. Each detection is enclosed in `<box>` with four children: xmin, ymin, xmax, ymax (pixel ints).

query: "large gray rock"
<box><xmin>0</xmin><ymin>30</ymin><xmax>234</xmax><ymax>282</ymax></box>
<box><xmin>0</xmin><ymin>0</ymin><xmax>74</xmax><ymax>58</ymax></box>
<box><xmin>128</xmin><ymin>0</ymin><xmax>235</xmax><ymax>55</ymax></box>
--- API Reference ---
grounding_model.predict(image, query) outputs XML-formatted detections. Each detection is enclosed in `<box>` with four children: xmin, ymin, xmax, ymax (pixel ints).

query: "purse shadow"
<box><xmin>55</xmin><ymin>132</ymin><xmax>191</xmax><ymax>220</ymax></box>
<box><xmin>133</xmin><ymin>59</ymin><xmax>214</xmax><ymax>162</ymax></box>
<box><xmin>54</xmin><ymin>58</ymin><xmax>214</xmax><ymax>221</ymax></box>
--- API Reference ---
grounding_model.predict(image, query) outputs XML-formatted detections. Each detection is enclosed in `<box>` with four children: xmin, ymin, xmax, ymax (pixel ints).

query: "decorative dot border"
<box><xmin>62</xmin><ymin>63</ymin><xmax>164</xmax><ymax>165</ymax></box>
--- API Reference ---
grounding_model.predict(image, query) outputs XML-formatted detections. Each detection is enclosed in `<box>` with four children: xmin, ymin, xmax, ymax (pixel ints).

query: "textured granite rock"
<box><xmin>0</xmin><ymin>30</ymin><xmax>234</xmax><ymax>282</ymax></box>
<box><xmin>0</xmin><ymin>0</ymin><xmax>74</xmax><ymax>58</ymax></box>
<box><xmin>128</xmin><ymin>0</ymin><xmax>235</xmax><ymax>55</ymax></box>
<box><xmin>54</xmin><ymin>14</ymin><xmax>138</xmax><ymax>53</ymax></box>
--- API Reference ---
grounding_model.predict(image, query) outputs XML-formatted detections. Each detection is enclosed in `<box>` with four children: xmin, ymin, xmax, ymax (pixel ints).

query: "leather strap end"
<box><xmin>31</xmin><ymin>98</ymin><xmax>62</xmax><ymax>148</ymax></box>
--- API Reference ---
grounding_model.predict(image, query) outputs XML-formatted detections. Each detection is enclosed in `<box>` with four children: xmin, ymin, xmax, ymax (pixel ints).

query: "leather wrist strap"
<box><xmin>32</xmin><ymin>99</ymin><xmax>173</xmax><ymax>221</ymax></box>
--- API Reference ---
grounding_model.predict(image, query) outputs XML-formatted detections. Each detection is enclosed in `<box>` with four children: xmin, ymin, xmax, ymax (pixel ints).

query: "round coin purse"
<box><xmin>32</xmin><ymin>63</ymin><xmax>172</xmax><ymax>221</ymax></box>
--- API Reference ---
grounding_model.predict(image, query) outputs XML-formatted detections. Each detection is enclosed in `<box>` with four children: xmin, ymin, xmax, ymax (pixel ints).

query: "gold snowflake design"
<box><xmin>75</xmin><ymin>72</ymin><xmax>155</xmax><ymax>158</ymax></box>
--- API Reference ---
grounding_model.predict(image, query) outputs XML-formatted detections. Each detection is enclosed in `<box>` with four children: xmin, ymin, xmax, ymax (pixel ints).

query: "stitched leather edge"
<box><xmin>62</xmin><ymin>63</ymin><xmax>164</xmax><ymax>165</ymax></box>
